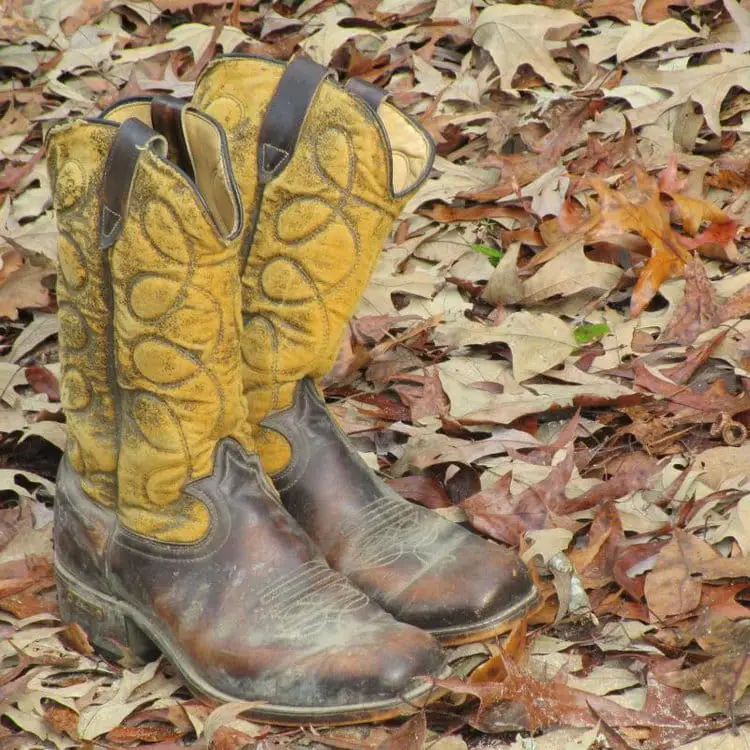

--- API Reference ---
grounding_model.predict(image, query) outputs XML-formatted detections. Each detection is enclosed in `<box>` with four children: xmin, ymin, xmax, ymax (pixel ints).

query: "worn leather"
<box><xmin>99</xmin><ymin>118</ymin><xmax>168</xmax><ymax>250</ymax></box>
<box><xmin>108</xmin><ymin>121</ymin><xmax>248</xmax><ymax>542</ymax></box>
<box><xmin>189</xmin><ymin>57</ymin><xmax>535</xmax><ymax>641</ymax></box>
<box><xmin>257</xmin><ymin>57</ymin><xmax>329</xmax><ymax>186</ymax></box>
<box><xmin>265</xmin><ymin>380</ymin><xmax>537</xmax><ymax>641</ymax></box>
<box><xmin>48</xmin><ymin>114</ymin><xmax>248</xmax><ymax>543</ymax></box>
<box><xmin>51</xmin><ymin>114</ymin><xmax>447</xmax><ymax>718</ymax></box>
<box><xmin>344</xmin><ymin>77</ymin><xmax>388</xmax><ymax>112</ymax></box>
<box><xmin>48</xmin><ymin>121</ymin><xmax>120</xmax><ymax>509</ymax></box>
<box><xmin>55</xmin><ymin>440</ymin><xmax>446</xmax><ymax>716</ymax></box>
<box><xmin>151</xmin><ymin>95</ymin><xmax>194</xmax><ymax>179</ymax></box>
<box><xmin>192</xmin><ymin>55</ymin><xmax>435</xmax><ymax>474</ymax></box>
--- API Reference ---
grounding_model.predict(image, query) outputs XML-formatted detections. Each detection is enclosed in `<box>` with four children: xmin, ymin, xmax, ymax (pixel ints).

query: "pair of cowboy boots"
<box><xmin>48</xmin><ymin>55</ymin><xmax>537</xmax><ymax>724</ymax></box>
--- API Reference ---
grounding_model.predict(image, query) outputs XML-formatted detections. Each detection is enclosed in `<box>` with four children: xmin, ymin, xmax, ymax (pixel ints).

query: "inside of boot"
<box><xmin>377</xmin><ymin>103</ymin><xmax>431</xmax><ymax>196</ymax></box>
<box><xmin>181</xmin><ymin>112</ymin><xmax>240</xmax><ymax>239</ymax></box>
<box><xmin>102</xmin><ymin>102</ymin><xmax>239</xmax><ymax>239</ymax></box>
<box><xmin>103</xmin><ymin>100</ymin><xmax>151</xmax><ymax>125</ymax></box>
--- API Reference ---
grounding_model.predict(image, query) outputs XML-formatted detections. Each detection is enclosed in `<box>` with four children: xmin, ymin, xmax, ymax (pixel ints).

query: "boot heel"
<box><xmin>56</xmin><ymin>563</ymin><xmax>158</xmax><ymax>667</ymax></box>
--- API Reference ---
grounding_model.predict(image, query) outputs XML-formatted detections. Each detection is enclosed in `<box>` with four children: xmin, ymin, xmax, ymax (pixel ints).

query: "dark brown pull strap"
<box><xmin>100</xmin><ymin>118</ymin><xmax>167</xmax><ymax>250</ymax></box>
<box><xmin>345</xmin><ymin>77</ymin><xmax>388</xmax><ymax>113</ymax></box>
<box><xmin>257</xmin><ymin>56</ymin><xmax>330</xmax><ymax>184</ymax></box>
<box><xmin>151</xmin><ymin>95</ymin><xmax>194</xmax><ymax>180</ymax></box>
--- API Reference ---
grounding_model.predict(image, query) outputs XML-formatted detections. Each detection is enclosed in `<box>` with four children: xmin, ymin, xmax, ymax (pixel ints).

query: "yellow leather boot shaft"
<box><xmin>48</xmin><ymin>121</ymin><xmax>119</xmax><ymax>508</ymax></box>
<box><xmin>49</xmin><ymin>118</ymin><xmax>253</xmax><ymax>542</ymax></box>
<box><xmin>112</xmin><ymin>143</ymin><xmax>253</xmax><ymax>542</ymax></box>
<box><xmin>192</xmin><ymin>57</ymin><xmax>283</xmax><ymax>226</ymax></box>
<box><xmin>193</xmin><ymin>57</ymin><xmax>434</xmax><ymax>473</ymax></box>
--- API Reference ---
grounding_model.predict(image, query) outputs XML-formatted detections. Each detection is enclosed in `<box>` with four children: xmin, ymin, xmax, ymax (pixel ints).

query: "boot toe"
<box><xmin>375</xmin><ymin>625</ymin><xmax>447</xmax><ymax>695</ymax></box>
<box><xmin>224</xmin><ymin>619</ymin><xmax>447</xmax><ymax>713</ymax></box>
<box><xmin>394</xmin><ymin>535</ymin><xmax>536</xmax><ymax>639</ymax></box>
<box><xmin>304</xmin><ymin>622</ymin><xmax>446</xmax><ymax>707</ymax></box>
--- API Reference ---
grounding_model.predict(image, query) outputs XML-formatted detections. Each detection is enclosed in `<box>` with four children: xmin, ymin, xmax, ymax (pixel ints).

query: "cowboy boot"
<box><xmin>49</xmin><ymin>104</ymin><xmax>446</xmax><ymax>724</ymax></box>
<box><xmin>188</xmin><ymin>56</ymin><xmax>538</xmax><ymax>645</ymax></box>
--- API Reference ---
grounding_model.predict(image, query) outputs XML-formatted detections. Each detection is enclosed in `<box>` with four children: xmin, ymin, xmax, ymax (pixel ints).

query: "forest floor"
<box><xmin>1</xmin><ymin>0</ymin><xmax>750</xmax><ymax>747</ymax></box>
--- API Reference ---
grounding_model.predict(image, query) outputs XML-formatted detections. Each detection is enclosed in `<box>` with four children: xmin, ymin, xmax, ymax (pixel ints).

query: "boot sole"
<box><xmin>429</xmin><ymin>587</ymin><xmax>540</xmax><ymax>646</ymax></box>
<box><xmin>56</xmin><ymin>560</ymin><xmax>448</xmax><ymax>725</ymax></box>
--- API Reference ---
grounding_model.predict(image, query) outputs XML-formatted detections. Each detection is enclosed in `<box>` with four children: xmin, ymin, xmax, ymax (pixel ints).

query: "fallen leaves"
<box><xmin>488</xmin><ymin>311</ymin><xmax>577</xmax><ymax>383</ymax></box>
<box><xmin>625</xmin><ymin>53</ymin><xmax>750</xmax><ymax>134</ymax></box>
<box><xmin>663</xmin><ymin>614</ymin><xmax>750</xmax><ymax>718</ymax></box>
<box><xmin>644</xmin><ymin>529</ymin><xmax>717</xmax><ymax>620</ymax></box>
<box><xmin>2</xmin><ymin>0</ymin><xmax>750</xmax><ymax>746</ymax></box>
<box><xmin>615</xmin><ymin>19</ymin><xmax>699</xmax><ymax>62</ymax></box>
<box><xmin>529</xmin><ymin>168</ymin><xmax>738</xmax><ymax>316</ymax></box>
<box><xmin>0</xmin><ymin>260</ymin><xmax>54</xmax><ymax>320</ymax></box>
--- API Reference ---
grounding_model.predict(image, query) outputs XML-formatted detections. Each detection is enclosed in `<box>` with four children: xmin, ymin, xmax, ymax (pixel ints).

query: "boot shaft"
<box><xmin>50</xmin><ymin>123</ymin><xmax>119</xmax><ymax>509</ymax></box>
<box><xmin>193</xmin><ymin>56</ymin><xmax>435</xmax><ymax>471</ymax></box>
<box><xmin>49</xmin><ymin>110</ymin><xmax>252</xmax><ymax>542</ymax></box>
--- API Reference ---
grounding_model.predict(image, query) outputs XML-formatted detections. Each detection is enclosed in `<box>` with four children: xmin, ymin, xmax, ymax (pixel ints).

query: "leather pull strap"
<box><xmin>257</xmin><ymin>56</ymin><xmax>329</xmax><ymax>184</ymax></box>
<box><xmin>151</xmin><ymin>95</ymin><xmax>194</xmax><ymax>180</ymax></box>
<box><xmin>100</xmin><ymin>118</ymin><xmax>167</xmax><ymax>250</ymax></box>
<box><xmin>345</xmin><ymin>77</ymin><xmax>388</xmax><ymax>113</ymax></box>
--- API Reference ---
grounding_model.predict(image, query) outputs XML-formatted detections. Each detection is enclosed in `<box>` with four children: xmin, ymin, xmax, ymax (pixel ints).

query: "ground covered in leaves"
<box><xmin>2</xmin><ymin>0</ymin><xmax>750</xmax><ymax>747</ymax></box>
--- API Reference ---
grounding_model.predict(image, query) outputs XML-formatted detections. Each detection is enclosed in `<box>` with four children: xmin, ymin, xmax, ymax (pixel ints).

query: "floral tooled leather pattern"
<box><xmin>240</xmin><ymin>89</ymin><xmax>398</xmax><ymax>409</ymax></box>
<box><xmin>336</xmin><ymin>494</ymin><xmax>445</xmax><ymax>573</ymax></box>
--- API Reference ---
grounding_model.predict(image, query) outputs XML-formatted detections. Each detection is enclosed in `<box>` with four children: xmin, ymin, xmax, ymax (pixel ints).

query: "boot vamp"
<box><xmin>337</xmin><ymin>492</ymin><xmax>533</xmax><ymax>631</ymax></box>
<box><xmin>108</xmin><ymin>439</ymin><xmax>445</xmax><ymax>706</ymax></box>
<box><xmin>268</xmin><ymin>380</ymin><xmax>535</xmax><ymax>632</ymax></box>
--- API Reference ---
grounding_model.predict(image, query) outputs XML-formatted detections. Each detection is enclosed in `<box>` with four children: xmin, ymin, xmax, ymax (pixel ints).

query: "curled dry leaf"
<box><xmin>527</xmin><ymin>169</ymin><xmax>737</xmax><ymax>316</ymax></box>
<box><xmin>461</xmin><ymin>452</ymin><xmax>577</xmax><ymax>546</ymax></box>
<box><xmin>0</xmin><ymin>261</ymin><xmax>54</xmax><ymax>321</ymax></box>
<box><xmin>658</xmin><ymin>257</ymin><xmax>718</xmax><ymax>345</ymax></box>
<box><xmin>644</xmin><ymin>529</ymin><xmax>719</xmax><ymax>620</ymax></box>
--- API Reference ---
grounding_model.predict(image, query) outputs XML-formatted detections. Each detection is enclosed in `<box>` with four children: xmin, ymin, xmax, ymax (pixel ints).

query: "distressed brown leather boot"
<box><xmin>49</xmin><ymin>103</ymin><xmax>446</xmax><ymax>724</ymax></box>
<box><xmin>188</xmin><ymin>55</ymin><xmax>538</xmax><ymax>645</ymax></box>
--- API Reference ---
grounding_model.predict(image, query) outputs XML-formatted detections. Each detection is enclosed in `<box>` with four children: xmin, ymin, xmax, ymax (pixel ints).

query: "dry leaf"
<box><xmin>625</xmin><ymin>53</ymin><xmax>750</xmax><ymax>133</ymax></box>
<box><xmin>0</xmin><ymin>261</ymin><xmax>54</xmax><ymax>320</ymax></box>
<box><xmin>644</xmin><ymin>529</ymin><xmax>718</xmax><ymax>620</ymax></box>
<box><xmin>474</xmin><ymin>5</ymin><xmax>585</xmax><ymax>90</ymax></box>
<box><xmin>491</xmin><ymin>311</ymin><xmax>576</xmax><ymax>382</ymax></box>
<box><xmin>616</xmin><ymin>18</ymin><xmax>699</xmax><ymax>62</ymax></box>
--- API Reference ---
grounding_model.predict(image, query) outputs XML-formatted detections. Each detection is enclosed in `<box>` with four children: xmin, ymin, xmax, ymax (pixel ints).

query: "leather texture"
<box><xmin>50</xmin><ymin>112</ymin><xmax>447</xmax><ymax>720</ymax></box>
<box><xmin>265</xmin><ymin>380</ymin><xmax>538</xmax><ymax>641</ymax></box>
<box><xmin>100</xmin><ymin>118</ymin><xmax>167</xmax><ymax>250</ymax></box>
<box><xmin>190</xmin><ymin>56</ymin><xmax>536</xmax><ymax>642</ymax></box>
<box><xmin>109</xmin><ymin>119</ymin><xmax>249</xmax><ymax>542</ymax></box>
<box><xmin>345</xmin><ymin>77</ymin><xmax>388</xmax><ymax>112</ymax></box>
<box><xmin>48</xmin><ymin>120</ymin><xmax>119</xmax><ymax>509</ymax></box>
<box><xmin>192</xmin><ymin>55</ymin><xmax>435</xmax><ymax>474</ymax></box>
<box><xmin>55</xmin><ymin>441</ymin><xmax>446</xmax><ymax>717</ymax></box>
<box><xmin>257</xmin><ymin>57</ymin><xmax>330</xmax><ymax>185</ymax></box>
<box><xmin>151</xmin><ymin>95</ymin><xmax>194</xmax><ymax>179</ymax></box>
<box><xmin>49</xmin><ymin>114</ymin><xmax>250</xmax><ymax>542</ymax></box>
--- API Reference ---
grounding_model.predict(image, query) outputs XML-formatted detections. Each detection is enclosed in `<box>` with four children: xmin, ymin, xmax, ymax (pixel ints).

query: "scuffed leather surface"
<box><xmin>192</xmin><ymin>57</ymin><xmax>434</xmax><ymax>474</ymax></box>
<box><xmin>47</xmin><ymin>121</ymin><xmax>119</xmax><ymax>508</ymax></box>
<box><xmin>193</xmin><ymin>56</ymin><xmax>280</xmax><ymax>226</ymax></box>
<box><xmin>88</xmin><ymin>439</ymin><xmax>444</xmax><ymax>706</ymax></box>
<box><xmin>265</xmin><ymin>380</ymin><xmax>536</xmax><ymax>632</ymax></box>
<box><xmin>55</xmin><ymin>455</ymin><xmax>115</xmax><ymax>591</ymax></box>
